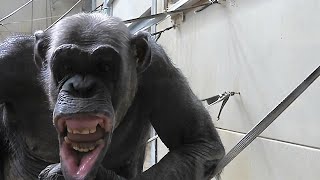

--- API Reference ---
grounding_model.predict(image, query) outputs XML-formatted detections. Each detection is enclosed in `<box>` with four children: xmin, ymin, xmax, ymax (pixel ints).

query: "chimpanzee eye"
<box><xmin>54</xmin><ymin>62</ymin><xmax>73</xmax><ymax>84</ymax></box>
<box><xmin>97</xmin><ymin>62</ymin><xmax>111</xmax><ymax>73</ymax></box>
<box><xmin>102</xmin><ymin>64</ymin><xmax>110</xmax><ymax>72</ymax></box>
<box><xmin>63</xmin><ymin>64</ymin><xmax>72</xmax><ymax>73</ymax></box>
<box><xmin>60</xmin><ymin>64</ymin><xmax>73</xmax><ymax>79</ymax></box>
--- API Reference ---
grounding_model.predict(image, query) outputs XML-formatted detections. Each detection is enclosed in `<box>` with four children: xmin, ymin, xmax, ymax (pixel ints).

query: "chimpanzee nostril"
<box><xmin>61</xmin><ymin>75</ymin><xmax>97</xmax><ymax>98</ymax></box>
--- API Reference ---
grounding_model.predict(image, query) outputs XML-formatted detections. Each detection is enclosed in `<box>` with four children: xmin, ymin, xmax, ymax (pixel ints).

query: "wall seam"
<box><xmin>217</xmin><ymin>127</ymin><xmax>320</xmax><ymax>151</ymax></box>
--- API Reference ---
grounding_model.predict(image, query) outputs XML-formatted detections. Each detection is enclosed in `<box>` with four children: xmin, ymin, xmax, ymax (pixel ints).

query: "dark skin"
<box><xmin>1</xmin><ymin>13</ymin><xmax>224</xmax><ymax>180</ymax></box>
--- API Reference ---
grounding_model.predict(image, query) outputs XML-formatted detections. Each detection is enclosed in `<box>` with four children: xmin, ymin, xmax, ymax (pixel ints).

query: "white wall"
<box><xmin>107</xmin><ymin>0</ymin><xmax>320</xmax><ymax>179</ymax></box>
<box><xmin>112</xmin><ymin>0</ymin><xmax>151</xmax><ymax>20</ymax></box>
<box><xmin>156</xmin><ymin>0</ymin><xmax>320</xmax><ymax>179</ymax></box>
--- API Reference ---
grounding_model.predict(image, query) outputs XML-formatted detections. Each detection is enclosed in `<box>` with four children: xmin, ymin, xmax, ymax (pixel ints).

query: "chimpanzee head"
<box><xmin>34</xmin><ymin>13</ymin><xmax>151</xmax><ymax>179</ymax></box>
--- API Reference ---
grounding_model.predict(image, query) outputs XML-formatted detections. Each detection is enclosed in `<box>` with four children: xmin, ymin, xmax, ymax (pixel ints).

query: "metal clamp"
<box><xmin>195</xmin><ymin>0</ymin><xmax>219</xmax><ymax>13</ymax></box>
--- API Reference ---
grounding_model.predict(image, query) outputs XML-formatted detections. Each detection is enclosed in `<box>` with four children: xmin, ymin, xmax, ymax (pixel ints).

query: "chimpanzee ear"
<box><xmin>34</xmin><ymin>30</ymin><xmax>49</xmax><ymax>69</ymax></box>
<box><xmin>131</xmin><ymin>32</ymin><xmax>151</xmax><ymax>73</ymax></box>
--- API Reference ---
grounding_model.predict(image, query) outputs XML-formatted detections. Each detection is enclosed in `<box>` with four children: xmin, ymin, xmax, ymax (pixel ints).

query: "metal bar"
<box><xmin>150</xmin><ymin>0</ymin><xmax>158</xmax><ymax>165</ymax></box>
<box><xmin>151</xmin><ymin>0</ymin><xmax>157</xmax><ymax>33</ymax></box>
<box><xmin>92</xmin><ymin>0</ymin><xmax>96</xmax><ymax>11</ymax></box>
<box><xmin>104</xmin><ymin>0</ymin><xmax>113</xmax><ymax>15</ymax></box>
<box><xmin>123</xmin><ymin>1</ymin><xmax>213</xmax><ymax>24</ymax></box>
<box><xmin>147</xmin><ymin>135</ymin><xmax>159</xmax><ymax>143</ymax></box>
<box><xmin>0</xmin><ymin>0</ymin><xmax>34</xmax><ymax>23</ymax></box>
<box><xmin>128</xmin><ymin>1</ymin><xmax>216</xmax><ymax>33</ymax></box>
<box><xmin>105</xmin><ymin>0</ymin><xmax>114</xmax><ymax>6</ymax></box>
<box><xmin>1</xmin><ymin>15</ymin><xmax>62</xmax><ymax>25</ymax></box>
<box><xmin>168</xmin><ymin>0</ymin><xmax>190</xmax><ymax>11</ymax></box>
<box><xmin>151</xmin><ymin>25</ymin><xmax>175</xmax><ymax>36</ymax></box>
<box><xmin>211</xmin><ymin>65</ymin><xmax>320</xmax><ymax>178</ymax></box>
<box><xmin>129</xmin><ymin>16</ymin><xmax>166</xmax><ymax>34</ymax></box>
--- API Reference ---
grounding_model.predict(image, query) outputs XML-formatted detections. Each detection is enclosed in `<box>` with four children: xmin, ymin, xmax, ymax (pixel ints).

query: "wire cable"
<box><xmin>91</xmin><ymin>2</ymin><xmax>104</xmax><ymax>13</ymax></box>
<box><xmin>0</xmin><ymin>0</ymin><xmax>34</xmax><ymax>23</ymax></box>
<box><xmin>45</xmin><ymin>0</ymin><xmax>83</xmax><ymax>31</ymax></box>
<box><xmin>1</xmin><ymin>15</ymin><xmax>61</xmax><ymax>25</ymax></box>
<box><xmin>0</xmin><ymin>24</ymin><xmax>10</xmax><ymax>31</ymax></box>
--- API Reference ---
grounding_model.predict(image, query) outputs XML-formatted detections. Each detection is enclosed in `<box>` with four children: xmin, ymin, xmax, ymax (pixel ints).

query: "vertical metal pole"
<box><xmin>92</xmin><ymin>0</ymin><xmax>96</xmax><ymax>12</ymax></box>
<box><xmin>151</xmin><ymin>0</ymin><xmax>157</xmax><ymax>33</ymax></box>
<box><xmin>150</xmin><ymin>0</ymin><xmax>158</xmax><ymax>165</ymax></box>
<box><xmin>105</xmin><ymin>0</ymin><xmax>113</xmax><ymax>16</ymax></box>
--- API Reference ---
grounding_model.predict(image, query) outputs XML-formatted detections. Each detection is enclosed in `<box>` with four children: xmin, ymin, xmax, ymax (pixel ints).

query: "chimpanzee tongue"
<box><xmin>61</xmin><ymin>140</ymin><xmax>105</xmax><ymax>179</ymax></box>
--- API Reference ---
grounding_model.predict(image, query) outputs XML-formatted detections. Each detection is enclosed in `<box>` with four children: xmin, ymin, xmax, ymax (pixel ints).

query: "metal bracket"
<box><xmin>202</xmin><ymin>91</ymin><xmax>240</xmax><ymax>120</ymax></box>
<box><xmin>171</xmin><ymin>12</ymin><xmax>184</xmax><ymax>26</ymax></box>
<box><xmin>195</xmin><ymin>0</ymin><xmax>220</xmax><ymax>13</ymax></box>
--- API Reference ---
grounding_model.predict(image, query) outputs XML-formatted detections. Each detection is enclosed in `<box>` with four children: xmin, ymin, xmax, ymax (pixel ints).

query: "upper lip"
<box><xmin>54</xmin><ymin>113</ymin><xmax>112</xmax><ymax>134</ymax></box>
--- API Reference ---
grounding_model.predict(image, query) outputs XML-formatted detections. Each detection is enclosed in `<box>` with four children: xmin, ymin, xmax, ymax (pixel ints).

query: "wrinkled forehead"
<box><xmin>49</xmin><ymin>13</ymin><xmax>131</xmax><ymax>51</ymax></box>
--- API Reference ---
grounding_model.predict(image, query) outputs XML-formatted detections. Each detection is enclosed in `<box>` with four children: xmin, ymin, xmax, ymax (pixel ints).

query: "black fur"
<box><xmin>0</xmin><ymin>13</ymin><xmax>225</xmax><ymax>180</ymax></box>
<box><xmin>0</xmin><ymin>35</ymin><xmax>59</xmax><ymax>179</ymax></box>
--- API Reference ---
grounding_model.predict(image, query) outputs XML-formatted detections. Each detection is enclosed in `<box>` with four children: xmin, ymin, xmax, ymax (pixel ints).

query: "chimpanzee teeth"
<box><xmin>72</xmin><ymin>129</ymin><xmax>81</xmax><ymax>134</ymax></box>
<box><xmin>99</xmin><ymin>122</ymin><xmax>104</xmax><ymax>129</ymax></box>
<box><xmin>96</xmin><ymin>139</ymin><xmax>104</xmax><ymax>145</ymax></box>
<box><xmin>71</xmin><ymin>143</ymin><xmax>95</xmax><ymax>152</ymax></box>
<box><xmin>64</xmin><ymin>137</ymin><xmax>104</xmax><ymax>152</ymax></box>
<box><xmin>72</xmin><ymin>146</ymin><xmax>80</xmax><ymax>151</ymax></box>
<box><xmin>89</xmin><ymin>127</ymin><xmax>96</xmax><ymax>133</ymax></box>
<box><xmin>80</xmin><ymin>129</ymin><xmax>90</xmax><ymax>134</ymax></box>
<box><xmin>66</xmin><ymin>127</ymin><xmax>97</xmax><ymax>134</ymax></box>
<box><xmin>73</xmin><ymin>147</ymin><xmax>90</xmax><ymax>152</ymax></box>
<box><xmin>64</xmin><ymin>136</ymin><xmax>71</xmax><ymax>144</ymax></box>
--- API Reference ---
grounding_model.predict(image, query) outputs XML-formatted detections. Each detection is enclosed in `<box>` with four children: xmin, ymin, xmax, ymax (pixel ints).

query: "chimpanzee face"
<box><xmin>34</xmin><ymin>13</ymin><xmax>151</xmax><ymax>180</ymax></box>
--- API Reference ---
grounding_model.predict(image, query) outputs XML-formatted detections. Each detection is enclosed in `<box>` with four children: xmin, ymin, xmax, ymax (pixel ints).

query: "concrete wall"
<box><xmin>112</xmin><ymin>0</ymin><xmax>151</xmax><ymax>20</ymax></box>
<box><xmin>155</xmin><ymin>0</ymin><xmax>320</xmax><ymax>179</ymax></box>
<box><xmin>0</xmin><ymin>0</ymin><xmax>92</xmax><ymax>41</ymax></box>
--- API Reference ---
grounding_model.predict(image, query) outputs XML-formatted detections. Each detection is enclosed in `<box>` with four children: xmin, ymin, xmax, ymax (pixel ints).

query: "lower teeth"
<box><xmin>72</xmin><ymin>146</ymin><xmax>95</xmax><ymax>152</ymax></box>
<box><xmin>64</xmin><ymin>136</ymin><xmax>104</xmax><ymax>152</ymax></box>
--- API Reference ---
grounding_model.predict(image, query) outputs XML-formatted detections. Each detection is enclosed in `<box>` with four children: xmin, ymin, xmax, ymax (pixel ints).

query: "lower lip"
<box><xmin>60</xmin><ymin>140</ymin><xmax>105</xmax><ymax>179</ymax></box>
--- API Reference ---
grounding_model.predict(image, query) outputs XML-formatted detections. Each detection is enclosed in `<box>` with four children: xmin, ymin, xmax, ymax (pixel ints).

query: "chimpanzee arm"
<box><xmin>39</xmin><ymin>163</ymin><xmax>126</xmax><ymax>180</ymax></box>
<box><xmin>135</xmin><ymin>36</ymin><xmax>225</xmax><ymax>180</ymax></box>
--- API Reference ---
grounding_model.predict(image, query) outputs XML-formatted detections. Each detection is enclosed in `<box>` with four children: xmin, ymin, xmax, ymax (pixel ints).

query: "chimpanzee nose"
<box><xmin>61</xmin><ymin>74</ymin><xmax>97</xmax><ymax>98</ymax></box>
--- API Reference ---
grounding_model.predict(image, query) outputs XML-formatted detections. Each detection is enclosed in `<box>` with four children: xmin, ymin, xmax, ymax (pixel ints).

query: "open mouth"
<box><xmin>54</xmin><ymin>114</ymin><xmax>113</xmax><ymax>179</ymax></box>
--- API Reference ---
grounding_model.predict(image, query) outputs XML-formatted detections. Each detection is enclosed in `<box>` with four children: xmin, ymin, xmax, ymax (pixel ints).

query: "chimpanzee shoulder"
<box><xmin>0</xmin><ymin>34</ymin><xmax>60</xmax><ymax>179</ymax></box>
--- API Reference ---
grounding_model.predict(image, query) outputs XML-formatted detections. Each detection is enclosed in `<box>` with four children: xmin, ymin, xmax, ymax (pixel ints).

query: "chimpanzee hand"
<box><xmin>95</xmin><ymin>165</ymin><xmax>127</xmax><ymax>180</ymax></box>
<box><xmin>38</xmin><ymin>163</ymin><xmax>126</xmax><ymax>180</ymax></box>
<box><xmin>38</xmin><ymin>163</ymin><xmax>64</xmax><ymax>180</ymax></box>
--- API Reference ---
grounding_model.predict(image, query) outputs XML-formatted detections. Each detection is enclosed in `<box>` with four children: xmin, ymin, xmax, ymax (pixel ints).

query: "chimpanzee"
<box><xmin>0</xmin><ymin>35</ymin><xmax>60</xmax><ymax>179</ymax></box>
<box><xmin>1</xmin><ymin>13</ymin><xmax>225</xmax><ymax>180</ymax></box>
